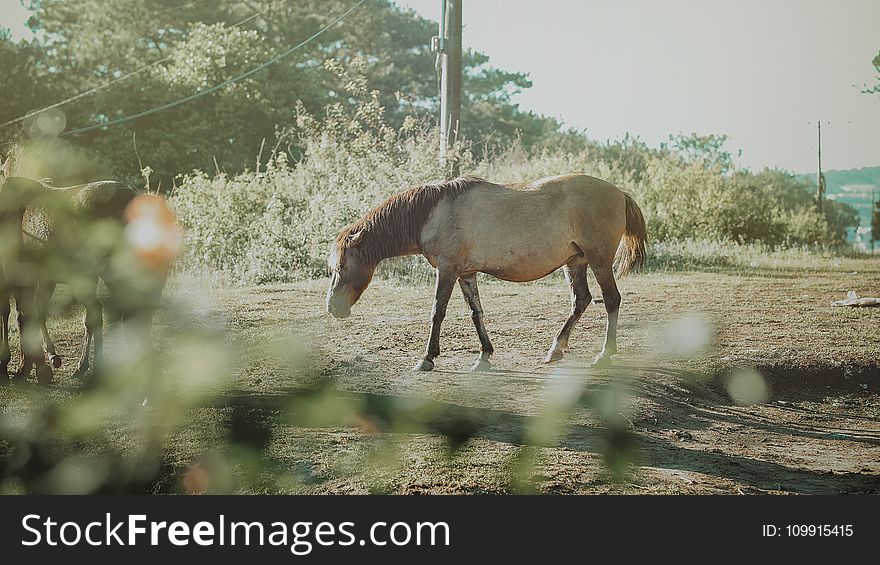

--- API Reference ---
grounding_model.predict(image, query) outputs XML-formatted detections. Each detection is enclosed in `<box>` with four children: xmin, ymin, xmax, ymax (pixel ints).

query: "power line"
<box><xmin>0</xmin><ymin>0</ymin><xmax>288</xmax><ymax>132</ymax></box>
<box><xmin>153</xmin><ymin>0</ymin><xmax>212</xmax><ymax>16</ymax></box>
<box><xmin>56</xmin><ymin>0</ymin><xmax>365</xmax><ymax>138</ymax></box>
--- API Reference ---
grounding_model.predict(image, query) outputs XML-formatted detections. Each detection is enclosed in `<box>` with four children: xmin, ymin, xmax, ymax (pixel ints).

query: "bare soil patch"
<box><xmin>5</xmin><ymin>264</ymin><xmax>880</xmax><ymax>494</ymax></box>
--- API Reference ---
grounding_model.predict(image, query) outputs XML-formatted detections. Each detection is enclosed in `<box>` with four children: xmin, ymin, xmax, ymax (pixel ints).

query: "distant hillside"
<box><xmin>823</xmin><ymin>166</ymin><xmax>880</xmax><ymax>193</ymax></box>
<box><xmin>798</xmin><ymin>166</ymin><xmax>878</xmax><ymax>244</ymax></box>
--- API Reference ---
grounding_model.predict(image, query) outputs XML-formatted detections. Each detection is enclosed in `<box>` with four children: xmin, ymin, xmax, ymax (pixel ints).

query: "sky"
<box><xmin>0</xmin><ymin>1</ymin><xmax>31</xmax><ymax>39</ymax></box>
<box><xmin>2</xmin><ymin>0</ymin><xmax>878</xmax><ymax>173</ymax></box>
<box><xmin>396</xmin><ymin>0</ymin><xmax>880</xmax><ymax>173</ymax></box>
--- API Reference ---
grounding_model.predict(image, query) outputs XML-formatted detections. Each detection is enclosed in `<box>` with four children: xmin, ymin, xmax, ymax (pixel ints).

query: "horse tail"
<box><xmin>614</xmin><ymin>192</ymin><xmax>648</xmax><ymax>277</ymax></box>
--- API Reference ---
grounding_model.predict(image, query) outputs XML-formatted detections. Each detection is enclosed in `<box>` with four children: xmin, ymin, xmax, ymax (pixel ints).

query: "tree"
<box><xmin>6</xmin><ymin>0</ymin><xmax>561</xmax><ymax>185</ymax></box>
<box><xmin>867</xmin><ymin>51</ymin><xmax>880</xmax><ymax>94</ymax></box>
<box><xmin>663</xmin><ymin>133</ymin><xmax>735</xmax><ymax>173</ymax></box>
<box><xmin>0</xmin><ymin>30</ymin><xmax>66</xmax><ymax>136</ymax></box>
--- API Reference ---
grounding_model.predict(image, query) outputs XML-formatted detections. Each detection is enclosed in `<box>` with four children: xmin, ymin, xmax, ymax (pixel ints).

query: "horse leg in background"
<box><xmin>90</xmin><ymin>298</ymin><xmax>103</xmax><ymax>374</ymax></box>
<box><xmin>590</xmin><ymin>262</ymin><xmax>622</xmax><ymax>368</ymax></box>
<box><xmin>458</xmin><ymin>274</ymin><xmax>494</xmax><ymax>372</ymax></box>
<box><xmin>414</xmin><ymin>269</ymin><xmax>457</xmax><ymax>371</ymax></box>
<box><xmin>36</xmin><ymin>282</ymin><xmax>63</xmax><ymax>369</ymax></box>
<box><xmin>13</xmin><ymin>287</ymin><xmax>53</xmax><ymax>385</ymax></box>
<box><xmin>1</xmin><ymin>296</ymin><xmax>10</xmax><ymax>383</ymax></box>
<box><xmin>545</xmin><ymin>258</ymin><xmax>591</xmax><ymax>363</ymax></box>
<box><xmin>73</xmin><ymin>279</ymin><xmax>102</xmax><ymax>377</ymax></box>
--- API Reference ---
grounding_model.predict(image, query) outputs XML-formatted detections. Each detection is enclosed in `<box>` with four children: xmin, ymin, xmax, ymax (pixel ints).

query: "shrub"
<box><xmin>169</xmin><ymin>61</ymin><xmax>858</xmax><ymax>284</ymax></box>
<box><xmin>170</xmin><ymin>58</ymin><xmax>470</xmax><ymax>283</ymax></box>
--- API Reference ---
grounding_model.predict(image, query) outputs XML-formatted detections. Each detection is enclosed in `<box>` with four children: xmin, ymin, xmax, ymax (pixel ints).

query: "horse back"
<box><xmin>421</xmin><ymin>174</ymin><xmax>627</xmax><ymax>279</ymax></box>
<box><xmin>70</xmin><ymin>181</ymin><xmax>138</xmax><ymax>221</ymax></box>
<box><xmin>22</xmin><ymin>181</ymin><xmax>138</xmax><ymax>250</ymax></box>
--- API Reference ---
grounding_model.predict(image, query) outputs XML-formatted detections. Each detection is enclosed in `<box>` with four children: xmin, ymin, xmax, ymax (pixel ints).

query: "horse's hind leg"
<box><xmin>74</xmin><ymin>279</ymin><xmax>101</xmax><ymax>377</ymax></box>
<box><xmin>459</xmin><ymin>274</ymin><xmax>494</xmax><ymax>372</ymax></box>
<box><xmin>1</xmin><ymin>297</ymin><xmax>10</xmax><ymax>383</ymax></box>
<box><xmin>37</xmin><ymin>282</ymin><xmax>62</xmax><ymax>369</ymax></box>
<box><xmin>414</xmin><ymin>269</ymin><xmax>457</xmax><ymax>371</ymax></box>
<box><xmin>545</xmin><ymin>258</ymin><xmax>591</xmax><ymax>363</ymax></box>
<box><xmin>14</xmin><ymin>287</ymin><xmax>53</xmax><ymax>385</ymax></box>
<box><xmin>590</xmin><ymin>263</ymin><xmax>621</xmax><ymax>368</ymax></box>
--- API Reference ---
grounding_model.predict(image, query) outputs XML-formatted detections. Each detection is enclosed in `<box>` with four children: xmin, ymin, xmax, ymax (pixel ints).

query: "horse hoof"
<box><xmin>470</xmin><ymin>359</ymin><xmax>491</xmax><ymax>372</ymax></box>
<box><xmin>49</xmin><ymin>354</ymin><xmax>63</xmax><ymax>369</ymax></box>
<box><xmin>591</xmin><ymin>355</ymin><xmax>613</xmax><ymax>368</ymax></box>
<box><xmin>413</xmin><ymin>359</ymin><xmax>435</xmax><ymax>372</ymax></box>
<box><xmin>543</xmin><ymin>349</ymin><xmax>564</xmax><ymax>364</ymax></box>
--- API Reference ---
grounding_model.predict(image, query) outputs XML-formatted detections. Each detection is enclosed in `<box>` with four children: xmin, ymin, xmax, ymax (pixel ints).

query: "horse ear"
<box><xmin>348</xmin><ymin>230</ymin><xmax>365</xmax><ymax>247</ymax></box>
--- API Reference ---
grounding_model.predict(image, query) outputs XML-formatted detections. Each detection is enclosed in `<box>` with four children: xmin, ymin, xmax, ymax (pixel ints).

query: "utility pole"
<box><xmin>816</xmin><ymin>121</ymin><xmax>825</xmax><ymax>213</ymax></box>
<box><xmin>436</xmin><ymin>0</ymin><xmax>462</xmax><ymax>177</ymax></box>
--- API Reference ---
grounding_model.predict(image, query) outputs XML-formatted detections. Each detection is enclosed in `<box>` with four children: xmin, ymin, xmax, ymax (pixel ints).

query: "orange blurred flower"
<box><xmin>124</xmin><ymin>194</ymin><xmax>182</xmax><ymax>271</ymax></box>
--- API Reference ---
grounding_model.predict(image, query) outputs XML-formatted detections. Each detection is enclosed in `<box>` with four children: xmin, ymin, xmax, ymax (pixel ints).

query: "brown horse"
<box><xmin>2</xmin><ymin>175</ymin><xmax>171</xmax><ymax>385</ymax></box>
<box><xmin>16</xmin><ymin>178</ymin><xmax>140</xmax><ymax>383</ymax></box>
<box><xmin>0</xmin><ymin>174</ymin><xmax>47</xmax><ymax>382</ymax></box>
<box><xmin>326</xmin><ymin>174</ymin><xmax>647</xmax><ymax>371</ymax></box>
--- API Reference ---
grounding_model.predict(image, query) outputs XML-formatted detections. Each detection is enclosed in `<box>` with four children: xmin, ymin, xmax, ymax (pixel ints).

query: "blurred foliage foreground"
<box><xmin>0</xmin><ymin>159</ymin><xmax>657</xmax><ymax>493</ymax></box>
<box><xmin>0</xmin><ymin>60</ymin><xmax>851</xmax><ymax>494</ymax></box>
<box><xmin>0</xmin><ymin>334</ymin><xmax>644</xmax><ymax>494</ymax></box>
<box><xmin>0</xmin><ymin>0</ymin><xmax>857</xmax><ymax>492</ymax></box>
<box><xmin>0</xmin><ymin>165</ymin><xmax>194</xmax><ymax>493</ymax></box>
<box><xmin>1</xmin><ymin>189</ymin><xmax>755</xmax><ymax>495</ymax></box>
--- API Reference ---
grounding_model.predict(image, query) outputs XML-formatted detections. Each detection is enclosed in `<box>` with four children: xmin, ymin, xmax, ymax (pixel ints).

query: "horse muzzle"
<box><xmin>327</xmin><ymin>302</ymin><xmax>351</xmax><ymax>319</ymax></box>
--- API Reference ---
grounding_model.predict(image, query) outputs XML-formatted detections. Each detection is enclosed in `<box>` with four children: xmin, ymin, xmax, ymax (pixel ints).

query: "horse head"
<box><xmin>326</xmin><ymin>227</ymin><xmax>376</xmax><ymax>319</ymax></box>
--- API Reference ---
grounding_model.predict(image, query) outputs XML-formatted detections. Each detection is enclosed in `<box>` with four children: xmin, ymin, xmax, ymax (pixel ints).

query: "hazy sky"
<box><xmin>397</xmin><ymin>0</ymin><xmax>880</xmax><ymax>172</ymax></box>
<box><xmin>2</xmin><ymin>0</ymin><xmax>877</xmax><ymax>172</ymax></box>
<box><xmin>0</xmin><ymin>1</ymin><xmax>30</xmax><ymax>39</ymax></box>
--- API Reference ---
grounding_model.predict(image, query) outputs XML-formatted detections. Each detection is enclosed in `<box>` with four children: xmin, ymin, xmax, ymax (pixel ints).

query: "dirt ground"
<box><xmin>199</xmin><ymin>260</ymin><xmax>880</xmax><ymax>495</ymax></box>
<box><xmin>6</xmin><ymin>261</ymin><xmax>880</xmax><ymax>494</ymax></box>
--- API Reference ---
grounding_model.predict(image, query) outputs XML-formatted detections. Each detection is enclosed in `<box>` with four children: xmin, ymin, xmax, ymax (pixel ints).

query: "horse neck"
<box><xmin>360</xmin><ymin>206</ymin><xmax>424</xmax><ymax>264</ymax></box>
<box><xmin>361</xmin><ymin>225</ymin><xmax>421</xmax><ymax>265</ymax></box>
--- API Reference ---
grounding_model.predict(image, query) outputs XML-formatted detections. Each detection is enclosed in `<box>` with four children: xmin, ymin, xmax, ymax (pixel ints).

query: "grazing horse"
<box><xmin>0</xmin><ymin>174</ymin><xmax>47</xmax><ymax>382</ymax></box>
<box><xmin>325</xmin><ymin>174</ymin><xmax>647</xmax><ymax>371</ymax></box>
<box><xmin>7</xmin><ymin>176</ymin><xmax>162</xmax><ymax>385</ymax></box>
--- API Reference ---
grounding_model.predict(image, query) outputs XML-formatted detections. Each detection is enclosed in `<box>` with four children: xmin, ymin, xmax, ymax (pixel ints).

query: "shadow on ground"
<box><xmin>211</xmin><ymin>355</ymin><xmax>880</xmax><ymax>494</ymax></box>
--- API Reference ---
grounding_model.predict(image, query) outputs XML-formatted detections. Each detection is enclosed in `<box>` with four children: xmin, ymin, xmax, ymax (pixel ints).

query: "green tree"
<box><xmin>8</xmin><ymin>0</ymin><xmax>561</xmax><ymax>184</ymax></box>
<box><xmin>0</xmin><ymin>30</ymin><xmax>65</xmax><ymax>136</ymax></box>
<box><xmin>664</xmin><ymin>133</ymin><xmax>735</xmax><ymax>173</ymax></box>
<box><xmin>867</xmin><ymin>51</ymin><xmax>880</xmax><ymax>94</ymax></box>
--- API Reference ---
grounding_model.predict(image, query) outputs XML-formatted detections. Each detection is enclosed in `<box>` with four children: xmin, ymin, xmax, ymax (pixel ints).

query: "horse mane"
<box><xmin>334</xmin><ymin>175</ymin><xmax>485</xmax><ymax>266</ymax></box>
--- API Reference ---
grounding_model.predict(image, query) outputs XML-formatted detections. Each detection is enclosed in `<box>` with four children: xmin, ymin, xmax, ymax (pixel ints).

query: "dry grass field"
<box><xmin>3</xmin><ymin>256</ymin><xmax>880</xmax><ymax>494</ymax></box>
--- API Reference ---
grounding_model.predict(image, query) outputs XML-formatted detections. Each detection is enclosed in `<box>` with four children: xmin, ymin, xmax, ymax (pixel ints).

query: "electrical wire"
<box><xmin>56</xmin><ymin>0</ymin><xmax>365</xmax><ymax>138</ymax></box>
<box><xmin>0</xmin><ymin>0</ymin><xmax>290</xmax><ymax>132</ymax></box>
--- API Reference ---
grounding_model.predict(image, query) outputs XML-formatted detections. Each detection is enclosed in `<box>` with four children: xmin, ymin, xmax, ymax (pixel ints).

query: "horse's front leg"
<box><xmin>414</xmin><ymin>269</ymin><xmax>457</xmax><ymax>371</ymax></box>
<box><xmin>458</xmin><ymin>274</ymin><xmax>494</xmax><ymax>371</ymax></box>
<box><xmin>73</xmin><ymin>279</ymin><xmax>102</xmax><ymax>377</ymax></box>
<box><xmin>37</xmin><ymin>282</ymin><xmax>62</xmax><ymax>369</ymax></box>
<box><xmin>13</xmin><ymin>289</ymin><xmax>53</xmax><ymax>386</ymax></box>
<box><xmin>1</xmin><ymin>296</ymin><xmax>10</xmax><ymax>383</ymax></box>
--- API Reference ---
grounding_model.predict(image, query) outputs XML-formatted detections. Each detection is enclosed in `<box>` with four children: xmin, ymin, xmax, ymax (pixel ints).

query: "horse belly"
<box><xmin>478</xmin><ymin>242</ymin><xmax>579</xmax><ymax>282</ymax></box>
